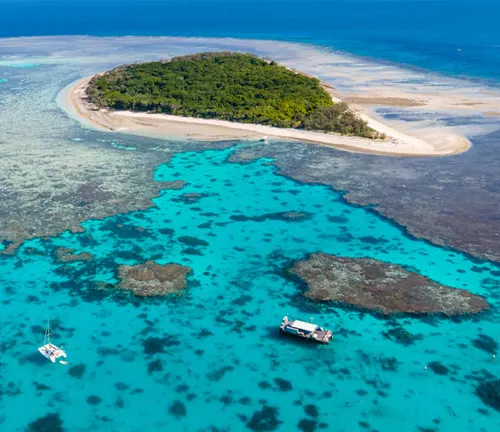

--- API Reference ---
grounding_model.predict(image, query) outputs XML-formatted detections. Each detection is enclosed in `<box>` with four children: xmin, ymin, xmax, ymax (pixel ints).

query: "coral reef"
<box><xmin>161</xmin><ymin>180</ymin><xmax>186</xmax><ymax>190</ymax></box>
<box><xmin>476</xmin><ymin>379</ymin><xmax>500</xmax><ymax>412</ymax></box>
<box><xmin>54</xmin><ymin>247</ymin><xmax>93</xmax><ymax>262</ymax></box>
<box><xmin>116</xmin><ymin>261</ymin><xmax>191</xmax><ymax>297</ymax></box>
<box><xmin>290</xmin><ymin>253</ymin><xmax>488</xmax><ymax>315</ymax></box>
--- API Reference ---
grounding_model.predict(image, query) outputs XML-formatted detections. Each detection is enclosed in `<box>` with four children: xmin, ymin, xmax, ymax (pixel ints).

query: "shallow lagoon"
<box><xmin>1</xmin><ymin>146</ymin><xmax>500</xmax><ymax>431</ymax></box>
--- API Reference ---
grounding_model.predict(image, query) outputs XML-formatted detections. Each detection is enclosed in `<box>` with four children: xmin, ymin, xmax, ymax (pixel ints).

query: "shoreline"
<box><xmin>61</xmin><ymin>76</ymin><xmax>471</xmax><ymax>157</ymax></box>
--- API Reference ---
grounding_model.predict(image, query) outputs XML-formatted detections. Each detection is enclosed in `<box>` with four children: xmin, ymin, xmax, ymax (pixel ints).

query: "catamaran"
<box><xmin>38</xmin><ymin>320</ymin><xmax>67</xmax><ymax>364</ymax></box>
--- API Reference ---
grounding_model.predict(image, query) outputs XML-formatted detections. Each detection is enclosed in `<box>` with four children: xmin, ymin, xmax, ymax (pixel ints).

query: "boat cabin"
<box><xmin>280</xmin><ymin>316</ymin><xmax>332</xmax><ymax>344</ymax></box>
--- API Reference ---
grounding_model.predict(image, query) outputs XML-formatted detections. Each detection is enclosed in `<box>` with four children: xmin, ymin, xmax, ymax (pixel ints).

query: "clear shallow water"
<box><xmin>1</xmin><ymin>0</ymin><xmax>500</xmax><ymax>83</ymax></box>
<box><xmin>1</xmin><ymin>146</ymin><xmax>500</xmax><ymax>431</ymax></box>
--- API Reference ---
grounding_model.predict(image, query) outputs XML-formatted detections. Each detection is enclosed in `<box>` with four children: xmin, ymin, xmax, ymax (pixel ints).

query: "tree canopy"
<box><xmin>87</xmin><ymin>52</ymin><xmax>377</xmax><ymax>137</ymax></box>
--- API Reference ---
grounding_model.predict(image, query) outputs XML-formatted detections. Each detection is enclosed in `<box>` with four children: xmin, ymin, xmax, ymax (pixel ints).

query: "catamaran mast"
<box><xmin>45</xmin><ymin>320</ymin><xmax>51</xmax><ymax>345</ymax></box>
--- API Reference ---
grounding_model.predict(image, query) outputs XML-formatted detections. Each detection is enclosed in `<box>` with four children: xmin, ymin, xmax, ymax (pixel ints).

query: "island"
<box><xmin>116</xmin><ymin>261</ymin><xmax>192</xmax><ymax>297</ymax></box>
<box><xmin>86</xmin><ymin>52</ymin><xmax>377</xmax><ymax>138</ymax></box>
<box><xmin>65</xmin><ymin>52</ymin><xmax>470</xmax><ymax>156</ymax></box>
<box><xmin>289</xmin><ymin>253</ymin><xmax>488</xmax><ymax>315</ymax></box>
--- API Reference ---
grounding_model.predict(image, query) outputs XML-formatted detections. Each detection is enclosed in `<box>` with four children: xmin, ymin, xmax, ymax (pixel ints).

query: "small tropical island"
<box><xmin>64</xmin><ymin>51</ymin><xmax>471</xmax><ymax>156</ymax></box>
<box><xmin>86</xmin><ymin>52</ymin><xmax>377</xmax><ymax>138</ymax></box>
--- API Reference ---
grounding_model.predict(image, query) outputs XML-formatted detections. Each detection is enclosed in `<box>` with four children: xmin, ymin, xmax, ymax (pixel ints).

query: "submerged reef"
<box><xmin>116</xmin><ymin>261</ymin><xmax>191</xmax><ymax>297</ymax></box>
<box><xmin>161</xmin><ymin>180</ymin><xmax>186</xmax><ymax>190</ymax></box>
<box><xmin>53</xmin><ymin>247</ymin><xmax>93</xmax><ymax>263</ymax></box>
<box><xmin>290</xmin><ymin>253</ymin><xmax>488</xmax><ymax>315</ymax></box>
<box><xmin>476</xmin><ymin>379</ymin><xmax>500</xmax><ymax>412</ymax></box>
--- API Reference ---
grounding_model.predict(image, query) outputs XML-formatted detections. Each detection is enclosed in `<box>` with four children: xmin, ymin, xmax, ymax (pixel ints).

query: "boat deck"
<box><xmin>311</xmin><ymin>330</ymin><xmax>332</xmax><ymax>343</ymax></box>
<box><xmin>38</xmin><ymin>343</ymin><xmax>67</xmax><ymax>363</ymax></box>
<box><xmin>280</xmin><ymin>316</ymin><xmax>333</xmax><ymax>344</ymax></box>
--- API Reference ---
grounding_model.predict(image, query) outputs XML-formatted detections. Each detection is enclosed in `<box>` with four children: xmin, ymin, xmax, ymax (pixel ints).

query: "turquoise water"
<box><xmin>6</xmin><ymin>64</ymin><xmax>38</xmax><ymax>69</ymax></box>
<box><xmin>2</xmin><ymin>146</ymin><xmax>499</xmax><ymax>431</ymax></box>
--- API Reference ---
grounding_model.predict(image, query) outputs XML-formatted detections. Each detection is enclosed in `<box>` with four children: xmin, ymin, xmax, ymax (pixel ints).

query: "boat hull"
<box><xmin>38</xmin><ymin>343</ymin><xmax>67</xmax><ymax>363</ymax></box>
<box><xmin>280</xmin><ymin>315</ymin><xmax>333</xmax><ymax>344</ymax></box>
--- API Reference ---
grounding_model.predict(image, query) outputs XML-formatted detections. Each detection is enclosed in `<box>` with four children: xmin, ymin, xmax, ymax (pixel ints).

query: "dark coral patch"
<box><xmin>115</xmin><ymin>396</ymin><xmax>125</xmax><ymax>409</ymax></box>
<box><xmin>31</xmin><ymin>325</ymin><xmax>45</xmax><ymax>335</ymax></box>
<box><xmin>198</xmin><ymin>328</ymin><xmax>213</xmax><ymax>338</ymax></box>
<box><xmin>33</xmin><ymin>382</ymin><xmax>51</xmax><ymax>391</ymax></box>
<box><xmin>99</xmin><ymin>220</ymin><xmax>153</xmax><ymax>239</ymax></box>
<box><xmin>115</xmin><ymin>382</ymin><xmax>130</xmax><ymax>391</ymax></box>
<box><xmin>380</xmin><ymin>356</ymin><xmax>401</xmax><ymax>371</ymax></box>
<box><xmin>159</xmin><ymin>227</ymin><xmax>174</xmax><ymax>236</ymax></box>
<box><xmin>168</xmin><ymin>400</ymin><xmax>187</xmax><ymax>418</ymax></box>
<box><xmin>476</xmin><ymin>379</ymin><xmax>500</xmax><ymax>412</ymax></box>
<box><xmin>382</xmin><ymin>327</ymin><xmax>423</xmax><ymax>346</ymax></box>
<box><xmin>273</xmin><ymin>378</ymin><xmax>292</xmax><ymax>392</ymax></box>
<box><xmin>183</xmin><ymin>247</ymin><xmax>203</xmax><ymax>256</ymax></box>
<box><xmin>207</xmin><ymin>365</ymin><xmax>234</xmax><ymax>381</ymax></box>
<box><xmin>27</xmin><ymin>413</ymin><xmax>64</xmax><ymax>432</ymax></box>
<box><xmin>175</xmin><ymin>384</ymin><xmax>189</xmax><ymax>393</ymax></box>
<box><xmin>298</xmin><ymin>419</ymin><xmax>317</xmax><ymax>432</ymax></box>
<box><xmin>86</xmin><ymin>395</ymin><xmax>102</xmax><ymax>405</ymax></box>
<box><xmin>428</xmin><ymin>361</ymin><xmax>449</xmax><ymax>375</ymax></box>
<box><xmin>231</xmin><ymin>211</ymin><xmax>311</xmax><ymax>223</ymax></box>
<box><xmin>231</xmin><ymin>294</ymin><xmax>253</xmax><ymax>306</ymax></box>
<box><xmin>173</xmin><ymin>192</ymin><xmax>209</xmax><ymax>204</ymax></box>
<box><xmin>304</xmin><ymin>404</ymin><xmax>319</xmax><ymax>417</ymax></box>
<box><xmin>143</xmin><ymin>335</ymin><xmax>180</xmax><ymax>355</ymax></box>
<box><xmin>472</xmin><ymin>334</ymin><xmax>498</xmax><ymax>353</ymax></box>
<box><xmin>178</xmin><ymin>236</ymin><xmax>209</xmax><ymax>247</ymax></box>
<box><xmin>246</xmin><ymin>405</ymin><xmax>282</xmax><ymax>431</ymax></box>
<box><xmin>20</xmin><ymin>352</ymin><xmax>49</xmax><ymax>366</ymax></box>
<box><xmin>259</xmin><ymin>381</ymin><xmax>272</xmax><ymax>390</ymax></box>
<box><xmin>327</xmin><ymin>215</ymin><xmax>348</xmax><ymax>224</ymax></box>
<box><xmin>68</xmin><ymin>364</ymin><xmax>86</xmax><ymax>379</ymax></box>
<box><xmin>359</xmin><ymin>236</ymin><xmax>388</xmax><ymax>245</ymax></box>
<box><xmin>147</xmin><ymin>359</ymin><xmax>164</xmax><ymax>374</ymax></box>
<box><xmin>220</xmin><ymin>394</ymin><xmax>233</xmax><ymax>406</ymax></box>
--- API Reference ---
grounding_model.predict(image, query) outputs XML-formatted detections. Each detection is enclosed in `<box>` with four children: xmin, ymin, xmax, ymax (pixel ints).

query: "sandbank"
<box><xmin>62</xmin><ymin>76</ymin><xmax>471</xmax><ymax>157</ymax></box>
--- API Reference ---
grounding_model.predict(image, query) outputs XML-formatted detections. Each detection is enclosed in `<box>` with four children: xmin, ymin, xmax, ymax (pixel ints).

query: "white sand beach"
<box><xmin>62</xmin><ymin>76</ymin><xmax>471</xmax><ymax>157</ymax></box>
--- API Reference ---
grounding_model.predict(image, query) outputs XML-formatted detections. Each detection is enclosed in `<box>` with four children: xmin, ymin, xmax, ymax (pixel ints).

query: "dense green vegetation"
<box><xmin>87</xmin><ymin>52</ymin><xmax>377</xmax><ymax>137</ymax></box>
<box><xmin>303</xmin><ymin>102</ymin><xmax>376</xmax><ymax>137</ymax></box>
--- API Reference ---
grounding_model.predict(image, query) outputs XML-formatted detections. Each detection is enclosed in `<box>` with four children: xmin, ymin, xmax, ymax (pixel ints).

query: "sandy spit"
<box><xmin>61</xmin><ymin>77</ymin><xmax>471</xmax><ymax>157</ymax></box>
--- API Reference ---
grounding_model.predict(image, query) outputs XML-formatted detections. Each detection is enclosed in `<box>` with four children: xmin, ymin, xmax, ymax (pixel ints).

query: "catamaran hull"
<box><xmin>38</xmin><ymin>343</ymin><xmax>67</xmax><ymax>363</ymax></box>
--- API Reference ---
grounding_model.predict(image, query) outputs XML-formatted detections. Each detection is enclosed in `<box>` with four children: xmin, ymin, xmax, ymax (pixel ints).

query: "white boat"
<box><xmin>38</xmin><ymin>320</ymin><xmax>67</xmax><ymax>364</ymax></box>
<box><xmin>280</xmin><ymin>316</ymin><xmax>333</xmax><ymax>344</ymax></box>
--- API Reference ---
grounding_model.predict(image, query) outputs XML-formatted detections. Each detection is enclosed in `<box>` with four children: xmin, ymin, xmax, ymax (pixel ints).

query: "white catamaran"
<box><xmin>38</xmin><ymin>320</ymin><xmax>67</xmax><ymax>364</ymax></box>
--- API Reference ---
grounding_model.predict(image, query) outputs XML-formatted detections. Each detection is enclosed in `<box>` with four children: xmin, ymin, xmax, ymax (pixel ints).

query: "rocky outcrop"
<box><xmin>290</xmin><ymin>253</ymin><xmax>488</xmax><ymax>315</ymax></box>
<box><xmin>117</xmin><ymin>261</ymin><xmax>191</xmax><ymax>297</ymax></box>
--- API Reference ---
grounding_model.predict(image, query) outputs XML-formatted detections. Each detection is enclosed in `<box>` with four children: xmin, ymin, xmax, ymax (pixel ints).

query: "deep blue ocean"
<box><xmin>1</xmin><ymin>0</ymin><xmax>500</xmax><ymax>82</ymax></box>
